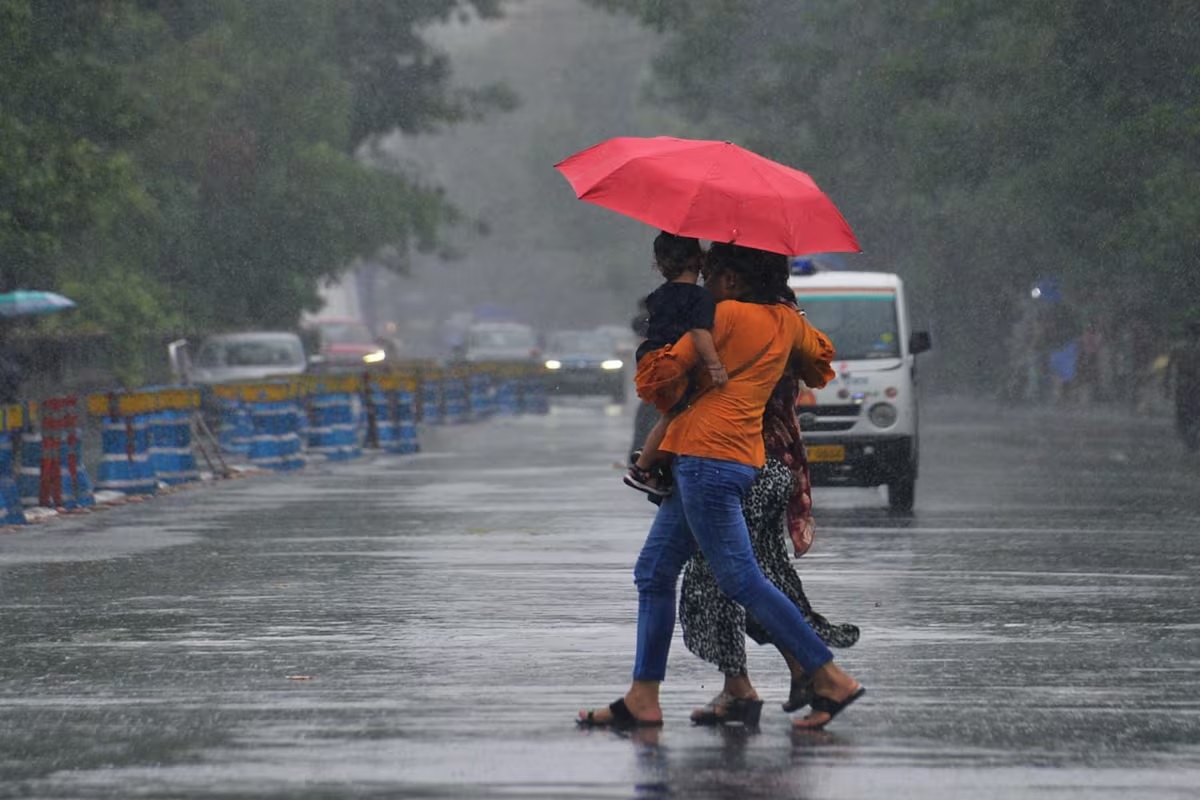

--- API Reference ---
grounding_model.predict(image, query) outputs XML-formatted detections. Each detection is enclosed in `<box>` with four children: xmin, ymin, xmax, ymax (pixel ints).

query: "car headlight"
<box><xmin>600</xmin><ymin>359</ymin><xmax>623</xmax><ymax>371</ymax></box>
<box><xmin>868</xmin><ymin>402</ymin><xmax>898</xmax><ymax>428</ymax></box>
<box><xmin>544</xmin><ymin>359</ymin><xmax>562</xmax><ymax>370</ymax></box>
<box><xmin>363</xmin><ymin>349</ymin><xmax>387</xmax><ymax>363</ymax></box>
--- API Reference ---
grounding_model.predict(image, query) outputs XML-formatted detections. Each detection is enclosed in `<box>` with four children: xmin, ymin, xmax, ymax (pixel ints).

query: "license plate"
<box><xmin>806</xmin><ymin>445</ymin><xmax>846</xmax><ymax>463</ymax></box>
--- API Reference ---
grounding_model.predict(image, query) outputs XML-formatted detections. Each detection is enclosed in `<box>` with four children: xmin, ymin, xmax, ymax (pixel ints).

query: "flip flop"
<box><xmin>793</xmin><ymin>686</ymin><xmax>866</xmax><ymax>731</ymax></box>
<box><xmin>577</xmin><ymin>698</ymin><xmax>664</xmax><ymax>730</ymax></box>
<box><xmin>691</xmin><ymin>693</ymin><xmax>764</xmax><ymax>727</ymax></box>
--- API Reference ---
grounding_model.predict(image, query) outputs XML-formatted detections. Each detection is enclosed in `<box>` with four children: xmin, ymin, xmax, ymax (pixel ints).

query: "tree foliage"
<box><xmin>0</xmin><ymin>0</ymin><xmax>512</xmax><ymax>383</ymax></box>
<box><xmin>592</xmin><ymin>0</ymin><xmax>1200</xmax><ymax>388</ymax></box>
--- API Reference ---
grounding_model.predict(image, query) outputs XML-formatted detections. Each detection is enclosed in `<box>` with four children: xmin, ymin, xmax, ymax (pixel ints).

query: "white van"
<box><xmin>788</xmin><ymin>267</ymin><xmax>932</xmax><ymax>511</ymax></box>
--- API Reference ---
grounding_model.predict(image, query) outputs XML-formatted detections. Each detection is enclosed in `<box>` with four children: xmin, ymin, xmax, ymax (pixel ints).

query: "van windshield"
<box><xmin>796</xmin><ymin>293</ymin><xmax>900</xmax><ymax>360</ymax></box>
<box><xmin>195</xmin><ymin>336</ymin><xmax>305</xmax><ymax>367</ymax></box>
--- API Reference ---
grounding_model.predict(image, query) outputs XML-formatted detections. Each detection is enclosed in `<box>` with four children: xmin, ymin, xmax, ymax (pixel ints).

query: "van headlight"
<box><xmin>868</xmin><ymin>402</ymin><xmax>898</xmax><ymax>428</ymax></box>
<box><xmin>363</xmin><ymin>349</ymin><xmax>387</xmax><ymax>363</ymax></box>
<box><xmin>600</xmin><ymin>359</ymin><xmax>623</xmax><ymax>371</ymax></box>
<box><xmin>544</xmin><ymin>359</ymin><xmax>562</xmax><ymax>370</ymax></box>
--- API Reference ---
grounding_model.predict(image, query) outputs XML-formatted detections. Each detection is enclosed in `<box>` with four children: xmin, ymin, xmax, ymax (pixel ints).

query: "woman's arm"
<box><xmin>790</xmin><ymin>314</ymin><xmax>836</xmax><ymax>389</ymax></box>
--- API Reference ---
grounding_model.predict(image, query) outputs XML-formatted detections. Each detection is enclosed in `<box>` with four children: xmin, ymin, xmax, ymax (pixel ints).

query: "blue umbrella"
<box><xmin>0</xmin><ymin>290</ymin><xmax>77</xmax><ymax>318</ymax></box>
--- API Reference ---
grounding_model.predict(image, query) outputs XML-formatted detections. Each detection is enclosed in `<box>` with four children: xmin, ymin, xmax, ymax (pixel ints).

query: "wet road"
<box><xmin>2</xmin><ymin>398</ymin><xmax>1199</xmax><ymax>798</ymax></box>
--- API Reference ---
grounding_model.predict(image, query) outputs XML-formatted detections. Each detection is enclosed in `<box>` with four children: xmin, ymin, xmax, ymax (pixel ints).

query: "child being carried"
<box><xmin>625</xmin><ymin>232</ymin><xmax>727</xmax><ymax>496</ymax></box>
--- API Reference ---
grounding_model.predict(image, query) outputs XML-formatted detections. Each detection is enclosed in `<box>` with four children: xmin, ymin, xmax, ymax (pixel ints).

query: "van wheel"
<box><xmin>887</xmin><ymin>475</ymin><xmax>916</xmax><ymax>512</ymax></box>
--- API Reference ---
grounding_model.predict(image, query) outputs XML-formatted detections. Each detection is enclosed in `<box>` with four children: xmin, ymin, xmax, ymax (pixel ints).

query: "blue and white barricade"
<box><xmin>247</xmin><ymin>400</ymin><xmax>305</xmax><ymax>471</ymax></box>
<box><xmin>522</xmin><ymin>373</ymin><xmax>549</xmax><ymax>415</ymax></box>
<box><xmin>395</xmin><ymin>386</ymin><xmax>420</xmax><ymax>453</ymax></box>
<box><xmin>371</xmin><ymin>383</ymin><xmax>420</xmax><ymax>454</ymax></box>
<box><xmin>60</xmin><ymin>415</ymin><xmax>95</xmax><ymax>509</ymax></box>
<box><xmin>148</xmin><ymin>410</ymin><xmax>199</xmax><ymax>485</ymax></box>
<box><xmin>18</xmin><ymin>431</ymin><xmax>42</xmax><ymax>507</ymax></box>
<box><xmin>366</xmin><ymin>388</ymin><xmax>392</xmax><ymax>450</ymax></box>
<box><xmin>420</xmin><ymin>374</ymin><xmax>444</xmax><ymax>424</ymax></box>
<box><xmin>469</xmin><ymin>371</ymin><xmax>494</xmax><ymax>419</ymax></box>
<box><xmin>218</xmin><ymin>399</ymin><xmax>253</xmax><ymax>456</ymax></box>
<box><xmin>0</xmin><ymin>433</ymin><xmax>27</xmax><ymax>524</ymax></box>
<box><xmin>307</xmin><ymin>392</ymin><xmax>361</xmax><ymax>461</ymax></box>
<box><xmin>96</xmin><ymin>416</ymin><xmax>157</xmax><ymax>496</ymax></box>
<box><xmin>495</xmin><ymin>367</ymin><xmax>522</xmax><ymax>416</ymax></box>
<box><xmin>442</xmin><ymin>372</ymin><xmax>469</xmax><ymax>424</ymax></box>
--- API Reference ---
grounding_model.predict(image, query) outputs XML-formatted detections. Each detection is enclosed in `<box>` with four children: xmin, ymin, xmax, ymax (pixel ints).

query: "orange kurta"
<box><xmin>660</xmin><ymin>301</ymin><xmax>834</xmax><ymax>467</ymax></box>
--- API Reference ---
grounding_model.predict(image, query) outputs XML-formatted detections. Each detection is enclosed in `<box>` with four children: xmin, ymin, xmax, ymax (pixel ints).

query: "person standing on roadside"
<box><xmin>1168</xmin><ymin>320</ymin><xmax>1200</xmax><ymax>450</ymax></box>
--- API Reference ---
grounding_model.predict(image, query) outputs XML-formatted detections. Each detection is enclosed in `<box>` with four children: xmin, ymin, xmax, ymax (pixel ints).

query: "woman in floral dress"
<box><xmin>679</xmin><ymin>345</ymin><xmax>860</xmax><ymax>724</ymax></box>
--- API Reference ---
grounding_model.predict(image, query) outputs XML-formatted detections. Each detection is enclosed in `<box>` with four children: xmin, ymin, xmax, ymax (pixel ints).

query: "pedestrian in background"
<box><xmin>1167</xmin><ymin>320</ymin><xmax>1200</xmax><ymax>450</ymax></box>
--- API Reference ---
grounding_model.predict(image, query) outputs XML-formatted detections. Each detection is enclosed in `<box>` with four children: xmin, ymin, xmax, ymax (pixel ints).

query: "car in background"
<box><xmin>593</xmin><ymin>323</ymin><xmax>639</xmax><ymax>359</ymax></box>
<box><xmin>182</xmin><ymin>331</ymin><xmax>309</xmax><ymax>385</ymax></box>
<box><xmin>462</xmin><ymin>322</ymin><xmax>540</xmax><ymax>363</ymax></box>
<box><xmin>541</xmin><ymin>329</ymin><xmax>626</xmax><ymax>402</ymax></box>
<box><xmin>302</xmin><ymin>317</ymin><xmax>390</xmax><ymax>370</ymax></box>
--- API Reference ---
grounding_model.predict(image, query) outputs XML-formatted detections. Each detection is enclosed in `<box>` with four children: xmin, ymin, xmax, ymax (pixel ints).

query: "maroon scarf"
<box><xmin>762</xmin><ymin>302</ymin><xmax>816</xmax><ymax>556</ymax></box>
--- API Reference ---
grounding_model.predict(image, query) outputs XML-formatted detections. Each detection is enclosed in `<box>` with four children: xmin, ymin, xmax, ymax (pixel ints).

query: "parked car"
<box><xmin>462</xmin><ymin>322</ymin><xmax>540</xmax><ymax>363</ymax></box>
<box><xmin>180</xmin><ymin>331</ymin><xmax>309</xmax><ymax>386</ymax></box>
<box><xmin>302</xmin><ymin>317</ymin><xmax>390</xmax><ymax>369</ymax></box>
<box><xmin>541</xmin><ymin>329</ymin><xmax>626</xmax><ymax>401</ymax></box>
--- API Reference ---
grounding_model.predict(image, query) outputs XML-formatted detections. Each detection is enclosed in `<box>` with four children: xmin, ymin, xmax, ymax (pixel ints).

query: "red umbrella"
<box><xmin>555</xmin><ymin>136</ymin><xmax>861</xmax><ymax>256</ymax></box>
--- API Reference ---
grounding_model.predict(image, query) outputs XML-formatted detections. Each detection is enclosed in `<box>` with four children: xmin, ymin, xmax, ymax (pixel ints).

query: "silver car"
<box><xmin>462</xmin><ymin>322</ymin><xmax>539</xmax><ymax>363</ymax></box>
<box><xmin>182</xmin><ymin>332</ymin><xmax>309</xmax><ymax>385</ymax></box>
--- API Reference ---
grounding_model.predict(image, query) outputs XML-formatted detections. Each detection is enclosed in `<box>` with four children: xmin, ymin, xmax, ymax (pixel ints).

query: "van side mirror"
<box><xmin>910</xmin><ymin>331</ymin><xmax>932</xmax><ymax>355</ymax></box>
<box><xmin>167</xmin><ymin>339</ymin><xmax>192</xmax><ymax>385</ymax></box>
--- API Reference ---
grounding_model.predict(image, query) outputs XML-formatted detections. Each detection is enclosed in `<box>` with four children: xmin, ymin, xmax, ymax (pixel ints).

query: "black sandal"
<box><xmin>691</xmin><ymin>692</ymin><xmax>764</xmax><ymax>727</ymax></box>
<box><xmin>782</xmin><ymin>676</ymin><xmax>815</xmax><ymax>713</ymax></box>
<box><xmin>577</xmin><ymin>698</ymin><xmax>664</xmax><ymax>730</ymax></box>
<box><xmin>793</xmin><ymin>686</ymin><xmax>866</xmax><ymax>730</ymax></box>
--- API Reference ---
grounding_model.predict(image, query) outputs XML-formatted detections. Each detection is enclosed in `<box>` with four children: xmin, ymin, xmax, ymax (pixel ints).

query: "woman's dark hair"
<box><xmin>707</xmin><ymin>242</ymin><xmax>795</xmax><ymax>305</ymax></box>
<box><xmin>653</xmin><ymin>231</ymin><xmax>702</xmax><ymax>280</ymax></box>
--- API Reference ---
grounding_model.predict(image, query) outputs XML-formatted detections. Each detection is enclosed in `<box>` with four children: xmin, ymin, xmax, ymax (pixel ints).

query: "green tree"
<box><xmin>0</xmin><ymin>0</ymin><xmax>516</xmax><ymax>384</ymax></box>
<box><xmin>592</xmin><ymin>0</ymin><xmax>1200</xmax><ymax>389</ymax></box>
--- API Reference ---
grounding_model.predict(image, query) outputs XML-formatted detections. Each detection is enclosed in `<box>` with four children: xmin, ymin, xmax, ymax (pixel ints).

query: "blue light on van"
<box><xmin>790</xmin><ymin>258</ymin><xmax>817</xmax><ymax>275</ymax></box>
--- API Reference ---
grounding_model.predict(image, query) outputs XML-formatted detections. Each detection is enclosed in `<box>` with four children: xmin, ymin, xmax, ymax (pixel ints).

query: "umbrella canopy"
<box><xmin>0</xmin><ymin>290</ymin><xmax>77</xmax><ymax>318</ymax></box>
<box><xmin>554</xmin><ymin>136</ymin><xmax>861</xmax><ymax>256</ymax></box>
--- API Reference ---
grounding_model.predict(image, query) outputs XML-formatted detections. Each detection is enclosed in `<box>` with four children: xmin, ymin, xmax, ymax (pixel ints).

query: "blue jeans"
<box><xmin>632</xmin><ymin>455</ymin><xmax>834</xmax><ymax>682</ymax></box>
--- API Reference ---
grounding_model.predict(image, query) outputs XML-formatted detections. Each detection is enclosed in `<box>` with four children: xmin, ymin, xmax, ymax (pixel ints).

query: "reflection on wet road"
<box><xmin>1</xmin><ymin>399</ymin><xmax>1199</xmax><ymax>798</ymax></box>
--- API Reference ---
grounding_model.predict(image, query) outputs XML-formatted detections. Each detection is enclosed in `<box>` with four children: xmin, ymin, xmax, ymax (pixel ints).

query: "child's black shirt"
<box><xmin>635</xmin><ymin>282</ymin><xmax>716</xmax><ymax>362</ymax></box>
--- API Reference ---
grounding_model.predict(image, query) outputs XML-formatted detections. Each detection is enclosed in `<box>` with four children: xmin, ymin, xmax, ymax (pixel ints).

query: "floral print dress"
<box><xmin>678</xmin><ymin>355</ymin><xmax>860</xmax><ymax>679</ymax></box>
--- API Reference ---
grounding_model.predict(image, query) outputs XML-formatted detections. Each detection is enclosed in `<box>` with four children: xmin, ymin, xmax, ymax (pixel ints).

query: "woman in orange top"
<box><xmin>578</xmin><ymin>243</ymin><xmax>865</xmax><ymax>731</ymax></box>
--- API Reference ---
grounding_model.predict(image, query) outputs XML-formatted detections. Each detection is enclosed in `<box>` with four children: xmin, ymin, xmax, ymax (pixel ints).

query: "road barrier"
<box><xmin>217</xmin><ymin>397</ymin><xmax>253</xmax><ymax>455</ymax></box>
<box><xmin>0</xmin><ymin>407</ymin><xmax>27</xmax><ymax>524</ymax></box>
<box><xmin>442</xmin><ymin>367</ymin><xmax>470</xmax><ymax>424</ymax></box>
<box><xmin>469</xmin><ymin>370</ymin><xmax>494</xmax><ymax>419</ymax></box>
<box><xmin>17</xmin><ymin>427</ymin><xmax>42</xmax><ymax>508</ymax></box>
<box><xmin>148</xmin><ymin>410</ymin><xmax>199</xmax><ymax>485</ymax></box>
<box><xmin>368</xmin><ymin>373</ymin><xmax>420</xmax><ymax>454</ymax></box>
<box><xmin>1</xmin><ymin>360</ymin><xmax>550</xmax><ymax>524</ymax></box>
<box><xmin>304</xmin><ymin>374</ymin><xmax>362</xmax><ymax>462</ymax></box>
<box><xmin>42</xmin><ymin>397</ymin><xmax>95</xmax><ymax>510</ymax></box>
<box><xmin>419</xmin><ymin>368</ymin><xmax>444</xmax><ymax>425</ymax></box>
